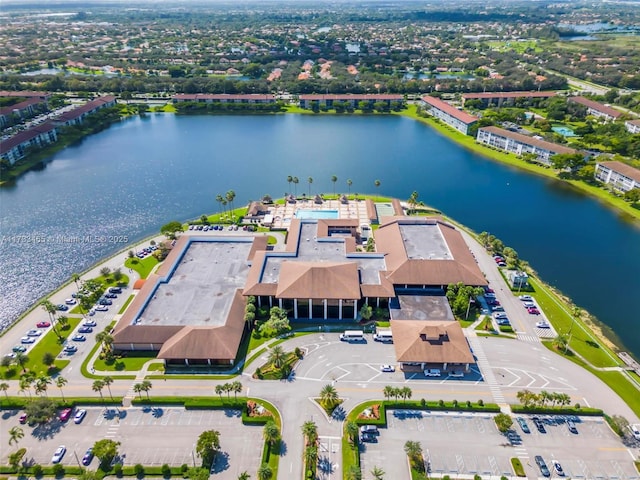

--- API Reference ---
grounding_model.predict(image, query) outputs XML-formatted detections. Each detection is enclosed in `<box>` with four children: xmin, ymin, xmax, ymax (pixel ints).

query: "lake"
<box><xmin>1</xmin><ymin>113</ymin><xmax>639</xmax><ymax>357</ymax></box>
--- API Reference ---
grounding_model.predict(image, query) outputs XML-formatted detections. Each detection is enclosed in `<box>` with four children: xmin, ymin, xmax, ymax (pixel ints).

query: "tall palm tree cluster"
<box><xmin>382</xmin><ymin>385</ymin><xmax>413</xmax><ymax>403</ymax></box>
<box><xmin>213</xmin><ymin>381</ymin><xmax>243</xmax><ymax>400</ymax></box>
<box><xmin>286</xmin><ymin>175</ymin><xmax>357</xmax><ymax>199</ymax></box>
<box><xmin>215</xmin><ymin>190</ymin><xmax>236</xmax><ymax>221</ymax></box>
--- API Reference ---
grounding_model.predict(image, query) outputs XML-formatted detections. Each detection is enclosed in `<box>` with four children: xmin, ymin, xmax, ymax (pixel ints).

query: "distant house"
<box><xmin>461</xmin><ymin>91</ymin><xmax>556</xmax><ymax>108</ymax></box>
<box><xmin>594</xmin><ymin>161</ymin><xmax>640</xmax><ymax>193</ymax></box>
<box><xmin>53</xmin><ymin>96</ymin><xmax>117</xmax><ymax>127</ymax></box>
<box><xmin>298</xmin><ymin>94</ymin><xmax>403</xmax><ymax>109</ymax></box>
<box><xmin>568</xmin><ymin>96</ymin><xmax>622</xmax><ymax>122</ymax></box>
<box><xmin>0</xmin><ymin>91</ymin><xmax>51</xmax><ymax>101</ymax></box>
<box><xmin>421</xmin><ymin>96</ymin><xmax>478</xmax><ymax>135</ymax></box>
<box><xmin>476</xmin><ymin>126</ymin><xmax>577</xmax><ymax>165</ymax></box>
<box><xmin>173</xmin><ymin>94</ymin><xmax>275</xmax><ymax>104</ymax></box>
<box><xmin>625</xmin><ymin>119</ymin><xmax>640</xmax><ymax>135</ymax></box>
<box><xmin>0</xmin><ymin>121</ymin><xmax>58</xmax><ymax>165</ymax></box>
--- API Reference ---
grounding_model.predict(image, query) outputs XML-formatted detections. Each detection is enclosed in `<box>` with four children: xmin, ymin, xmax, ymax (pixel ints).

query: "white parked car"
<box><xmin>536</xmin><ymin>321</ymin><xmax>551</xmax><ymax>329</ymax></box>
<box><xmin>519</xmin><ymin>295</ymin><xmax>533</xmax><ymax>301</ymax></box>
<box><xmin>380</xmin><ymin>364</ymin><xmax>395</xmax><ymax>372</ymax></box>
<box><xmin>52</xmin><ymin>445</ymin><xmax>66</xmax><ymax>463</ymax></box>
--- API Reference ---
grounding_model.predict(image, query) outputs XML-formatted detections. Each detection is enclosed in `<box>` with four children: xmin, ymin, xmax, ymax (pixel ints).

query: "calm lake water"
<box><xmin>1</xmin><ymin>114</ymin><xmax>639</xmax><ymax>357</ymax></box>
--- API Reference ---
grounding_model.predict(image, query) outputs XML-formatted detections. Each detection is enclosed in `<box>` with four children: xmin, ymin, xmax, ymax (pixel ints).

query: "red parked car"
<box><xmin>527</xmin><ymin>307</ymin><xmax>541</xmax><ymax>315</ymax></box>
<box><xmin>36</xmin><ymin>321</ymin><xmax>51</xmax><ymax>328</ymax></box>
<box><xmin>59</xmin><ymin>408</ymin><xmax>73</xmax><ymax>422</ymax></box>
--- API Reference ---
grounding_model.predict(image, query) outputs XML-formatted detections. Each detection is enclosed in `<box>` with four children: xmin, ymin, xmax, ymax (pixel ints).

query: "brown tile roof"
<box><xmin>0</xmin><ymin>90</ymin><xmax>50</xmax><ymax>99</ymax></box>
<box><xmin>0</xmin><ymin>97</ymin><xmax>44</xmax><ymax>116</ymax></box>
<box><xmin>391</xmin><ymin>320</ymin><xmax>474</xmax><ymax>364</ymax></box>
<box><xmin>316</xmin><ymin>219</ymin><xmax>358</xmax><ymax>238</ymax></box>
<box><xmin>376</xmin><ymin>217</ymin><xmax>487</xmax><ymax>287</ymax></box>
<box><xmin>626</xmin><ymin>119</ymin><xmax>640</xmax><ymax>127</ymax></box>
<box><xmin>0</xmin><ymin>121</ymin><xmax>57</xmax><ymax>154</ymax></box>
<box><xmin>479</xmin><ymin>126</ymin><xmax>577</xmax><ymax>155</ymax></box>
<box><xmin>391</xmin><ymin>198</ymin><xmax>404</xmax><ymax>216</ymax></box>
<box><xmin>54</xmin><ymin>96</ymin><xmax>116</xmax><ymax>123</ymax></box>
<box><xmin>173</xmin><ymin>94</ymin><xmax>274</xmax><ymax>101</ymax></box>
<box><xmin>598</xmin><ymin>161</ymin><xmax>640</xmax><ymax>183</ymax></box>
<box><xmin>568</xmin><ymin>96</ymin><xmax>622</xmax><ymax>118</ymax></box>
<box><xmin>157</xmin><ymin>289</ymin><xmax>246</xmax><ymax>361</ymax></box>
<box><xmin>462</xmin><ymin>91</ymin><xmax>556</xmax><ymax>100</ymax></box>
<box><xmin>299</xmin><ymin>94</ymin><xmax>403</xmax><ymax>101</ymax></box>
<box><xmin>276</xmin><ymin>261</ymin><xmax>361</xmax><ymax>299</ymax></box>
<box><xmin>421</xmin><ymin>95</ymin><xmax>478</xmax><ymax>124</ymax></box>
<box><xmin>113</xmin><ymin>325</ymin><xmax>183</xmax><ymax>347</ymax></box>
<box><xmin>366</xmin><ymin>199</ymin><xmax>377</xmax><ymax>223</ymax></box>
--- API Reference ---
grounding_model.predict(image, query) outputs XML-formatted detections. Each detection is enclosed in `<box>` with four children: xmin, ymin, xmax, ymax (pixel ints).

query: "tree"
<box><xmin>238</xmin><ymin>472</ymin><xmax>251</xmax><ymax>480</ymax></box>
<box><xmin>268</xmin><ymin>345</ymin><xmax>286</xmax><ymax>369</ymax></box>
<box><xmin>14</xmin><ymin>352</ymin><xmax>28</xmax><ymax>374</ymax></box>
<box><xmin>215</xmin><ymin>384</ymin><xmax>224</xmax><ymax>399</ymax></box>
<box><xmin>96</xmin><ymin>331</ymin><xmax>114</xmax><ymax>354</ymax></box>
<box><xmin>494</xmin><ymin>413</ymin><xmax>513</xmax><ymax>433</ymax></box>
<box><xmin>292</xmin><ymin>177</ymin><xmax>299</xmax><ymax>195</ymax></box>
<box><xmin>25</xmin><ymin>397</ymin><xmax>57</xmax><ymax>423</ymax></box>
<box><xmin>262</xmin><ymin>420</ymin><xmax>280</xmax><ymax>448</ymax></box>
<box><xmin>307</xmin><ymin>176</ymin><xmax>313</xmax><ymax>196</ymax></box>
<box><xmin>301</xmin><ymin>421</ymin><xmax>318</xmax><ymax>445</ymax></box>
<box><xmin>93</xmin><ymin>439</ymin><xmax>120</xmax><ymax>468</ymax></box>
<box><xmin>103</xmin><ymin>376</ymin><xmax>114</xmax><ymax>400</ymax></box>
<box><xmin>359</xmin><ymin>304</ymin><xmax>373</xmax><ymax>321</ymax></box>
<box><xmin>226</xmin><ymin>190</ymin><xmax>236</xmax><ymax>218</ymax></box>
<box><xmin>346</xmin><ymin>465</ymin><xmax>362</xmax><ymax>480</ymax></box>
<box><xmin>516</xmin><ymin>389</ymin><xmax>537</xmax><ymax>408</ymax></box>
<box><xmin>0</xmin><ymin>382</ymin><xmax>9</xmax><ymax>398</ymax></box>
<box><xmin>231</xmin><ymin>381</ymin><xmax>242</xmax><ymax>399</ymax></box>
<box><xmin>160</xmin><ymin>220</ymin><xmax>183</xmax><ymax>239</ymax></box>
<box><xmin>371</xmin><ymin>466</ymin><xmax>385</xmax><ymax>480</ymax></box>
<box><xmin>8</xmin><ymin>426</ymin><xmax>24</xmax><ymax>447</ymax></box>
<box><xmin>196</xmin><ymin>430</ymin><xmax>221</xmax><ymax>467</ymax></box>
<box><xmin>304</xmin><ymin>445</ymin><xmax>318</xmax><ymax>470</ymax></box>
<box><xmin>93</xmin><ymin>380</ymin><xmax>105</xmax><ymax>402</ymax></box>
<box><xmin>257</xmin><ymin>464</ymin><xmax>272</xmax><ymax>480</ymax></box>
<box><xmin>319</xmin><ymin>384</ymin><xmax>339</xmax><ymax>408</ymax></box>
<box><xmin>404</xmin><ymin>440</ymin><xmax>423</xmax><ymax>469</ymax></box>
<box><xmin>383</xmin><ymin>385</ymin><xmax>394</xmax><ymax>402</ymax></box>
<box><xmin>287</xmin><ymin>175</ymin><xmax>293</xmax><ymax>193</ymax></box>
<box><xmin>141</xmin><ymin>380</ymin><xmax>152</xmax><ymax>399</ymax></box>
<box><xmin>42</xmin><ymin>352</ymin><xmax>56</xmax><ymax>369</ymax></box>
<box><xmin>401</xmin><ymin>386</ymin><xmax>412</xmax><ymax>403</ymax></box>
<box><xmin>347</xmin><ymin>179</ymin><xmax>353</xmax><ymax>194</ymax></box>
<box><xmin>345</xmin><ymin>421</ymin><xmax>359</xmax><ymax>445</ymax></box>
<box><xmin>56</xmin><ymin>376</ymin><xmax>68</xmax><ymax>401</ymax></box>
<box><xmin>331</xmin><ymin>175</ymin><xmax>338</xmax><ymax>195</ymax></box>
<box><xmin>71</xmin><ymin>273</ymin><xmax>81</xmax><ymax>292</ymax></box>
<box><xmin>35</xmin><ymin>374</ymin><xmax>51</xmax><ymax>397</ymax></box>
<box><xmin>374</xmin><ymin>179</ymin><xmax>381</xmax><ymax>200</ymax></box>
<box><xmin>100</xmin><ymin>266</ymin><xmax>111</xmax><ymax>277</ymax></box>
<box><xmin>408</xmin><ymin>191</ymin><xmax>419</xmax><ymax>214</ymax></box>
<box><xmin>552</xmin><ymin>334</ymin><xmax>568</xmax><ymax>351</ymax></box>
<box><xmin>216</xmin><ymin>194</ymin><xmax>224</xmax><ymax>215</ymax></box>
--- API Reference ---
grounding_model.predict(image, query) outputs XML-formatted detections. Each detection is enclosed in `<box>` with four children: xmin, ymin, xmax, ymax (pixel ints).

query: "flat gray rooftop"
<box><xmin>400</xmin><ymin>224</ymin><xmax>452</xmax><ymax>260</ymax></box>
<box><xmin>390</xmin><ymin>293</ymin><xmax>454</xmax><ymax>321</ymax></box>
<box><xmin>137</xmin><ymin>240</ymin><xmax>252</xmax><ymax>327</ymax></box>
<box><xmin>261</xmin><ymin>222</ymin><xmax>386</xmax><ymax>285</ymax></box>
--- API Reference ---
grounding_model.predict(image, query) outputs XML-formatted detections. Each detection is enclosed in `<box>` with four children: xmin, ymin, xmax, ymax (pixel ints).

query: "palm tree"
<box><xmin>371</xmin><ymin>466</ymin><xmax>385</xmax><ymax>480</ymax></box>
<box><xmin>71</xmin><ymin>273</ymin><xmax>81</xmax><ymax>293</ymax></box>
<box><xmin>141</xmin><ymin>380</ymin><xmax>152</xmax><ymax>399</ymax></box>
<box><xmin>238</xmin><ymin>472</ymin><xmax>251</xmax><ymax>480</ymax></box>
<box><xmin>374</xmin><ymin>179</ymin><xmax>381</xmax><ymax>201</ymax></box>
<box><xmin>103</xmin><ymin>376</ymin><xmax>114</xmax><ymax>400</ymax></box>
<box><xmin>133</xmin><ymin>383</ymin><xmax>144</xmax><ymax>399</ymax></box>
<box><xmin>268</xmin><ymin>345</ymin><xmax>286</xmax><ymax>369</ymax></box>
<box><xmin>215</xmin><ymin>384</ymin><xmax>224</xmax><ymax>399</ymax></box>
<box><xmin>257</xmin><ymin>464</ymin><xmax>272</xmax><ymax>480</ymax></box>
<box><xmin>226</xmin><ymin>190</ymin><xmax>236</xmax><ymax>219</ymax></box>
<box><xmin>287</xmin><ymin>175</ymin><xmax>293</xmax><ymax>193</ymax></box>
<box><xmin>383</xmin><ymin>385</ymin><xmax>394</xmax><ymax>402</ymax></box>
<box><xmin>304</xmin><ymin>444</ymin><xmax>318</xmax><ymax>469</ymax></box>
<box><xmin>216</xmin><ymin>194</ymin><xmax>224</xmax><ymax>216</ymax></box>
<box><xmin>347</xmin><ymin>178</ymin><xmax>353</xmax><ymax>194</ymax></box>
<box><xmin>231</xmin><ymin>381</ymin><xmax>242</xmax><ymax>399</ymax></box>
<box><xmin>301</xmin><ymin>420</ymin><xmax>318</xmax><ymax>445</ymax></box>
<box><xmin>56</xmin><ymin>376</ymin><xmax>68</xmax><ymax>401</ymax></box>
<box><xmin>404</xmin><ymin>440</ymin><xmax>423</xmax><ymax>462</ymax></box>
<box><xmin>0</xmin><ymin>382</ymin><xmax>9</xmax><ymax>398</ymax></box>
<box><xmin>93</xmin><ymin>380</ymin><xmax>105</xmax><ymax>402</ymax></box>
<box><xmin>14</xmin><ymin>352</ymin><xmax>28</xmax><ymax>374</ymax></box>
<box><xmin>331</xmin><ymin>175</ymin><xmax>338</xmax><ymax>196</ymax></box>
<box><xmin>96</xmin><ymin>331</ymin><xmax>114</xmax><ymax>354</ymax></box>
<box><xmin>35</xmin><ymin>374</ymin><xmax>51</xmax><ymax>397</ymax></box>
<box><xmin>345</xmin><ymin>421</ymin><xmax>359</xmax><ymax>445</ymax></box>
<box><xmin>292</xmin><ymin>177</ymin><xmax>299</xmax><ymax>196</ymax></box>
<box><xmin>307</xmin><ymin>177</ymin><xmax>313</xmax><ymax>197</ymax></box>
<box><xmin>346</xmin><ymin>465</ymin><xmax>362</xmax><ymax>480</ymax></box>
<box><xmin>41</xmin><ymin>300</ymin><xmax>61</xmax><ymax>339</ymax></box>
<box><xmin>262</xmin><ymin>420</ymin><xmax>280</xmax><ymax>448</ymax></box>
<box><xmin>8</xmin><ymin>426</ymin><xmax>24</xmax><ymax>447</ymax></box>
<box><xmin>319</xmin><ymin>384</ymin><xmax>338</xmax><ymax>407</ymax></box>
<box><xmin>401</xmin><ymin>386</ymin><xmax>412</xmax><ymax>403</ymax></box>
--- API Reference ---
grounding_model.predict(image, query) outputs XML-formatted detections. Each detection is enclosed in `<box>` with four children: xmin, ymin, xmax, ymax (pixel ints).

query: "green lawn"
<box><xmin>527</xmin><ymin>277</ymin><xmax>620</xmax><ymax>368</ymax></box>
<box><xmin>93</xmin><ymin>351</ymin><xmax>157</xmax><ymax>372</ymax></box>
<box><xmin>125</xmin><ymin>255</ymin><xmax>159</xmax><ymax>279</ymax></box>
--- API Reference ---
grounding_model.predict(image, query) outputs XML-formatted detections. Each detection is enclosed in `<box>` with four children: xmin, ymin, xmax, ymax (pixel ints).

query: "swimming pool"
<box><xmin>552</xmin><ymin>126</ymin><xmax>577</xmax><ymax>137</ymax></box>
<box><xmin>295</xmin><ymin>209</ymin><xmax>339</xmax><ymax>219</ymax></box>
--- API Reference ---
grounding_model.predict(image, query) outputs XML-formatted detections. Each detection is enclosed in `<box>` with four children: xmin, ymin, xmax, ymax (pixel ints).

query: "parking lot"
<box><xmin>1</xmin><ymin>407</ymin><xmax>263</xmax><ymax>479</ymax></box>
<box><xmin>358</xmin><ymin>411</ymin><xmax>639</xmax><ymax>480</ymax></box>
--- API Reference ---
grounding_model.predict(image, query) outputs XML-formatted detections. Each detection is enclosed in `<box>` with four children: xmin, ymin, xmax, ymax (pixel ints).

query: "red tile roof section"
<box><xmin>421</xmin><ymin>95</ymin><xmax>478</xmax><ymax>124</ymax></box>
<box><xmin>568</xmin><ymin>96</ymin><xmax>622</xmax><ymax>118</ymax></box>
<box><xmin>479</xmin><ymin>126</ymin><xmax>577</xmax><ymax>155</ymax></box>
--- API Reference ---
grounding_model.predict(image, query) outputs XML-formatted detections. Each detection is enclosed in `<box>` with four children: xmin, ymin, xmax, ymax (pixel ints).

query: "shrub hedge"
<box><xmin>510</xmin><ymin>405</ymin><xmax>603</xmax><ymax>416</ymax></box>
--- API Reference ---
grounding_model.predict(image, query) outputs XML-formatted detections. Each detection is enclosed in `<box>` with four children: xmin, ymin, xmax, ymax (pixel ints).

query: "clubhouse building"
<box><xmin>113</xmin><ymin>214</ymin><xmax>486</xmax><ymax>372</ymax></box>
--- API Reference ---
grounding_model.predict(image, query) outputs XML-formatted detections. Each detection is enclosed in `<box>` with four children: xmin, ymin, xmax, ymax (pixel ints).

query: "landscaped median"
<box><xmin>342</xmin><ymin>399</ymin><xmax>501</xmax><ymax>477</ymax></box>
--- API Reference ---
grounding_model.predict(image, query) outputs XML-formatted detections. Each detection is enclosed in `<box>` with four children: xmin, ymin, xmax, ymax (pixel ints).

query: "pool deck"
<box><xmin>268</xmin><ymin>199</ymin><xmax>373</xmax><ymax>229</ymax></box>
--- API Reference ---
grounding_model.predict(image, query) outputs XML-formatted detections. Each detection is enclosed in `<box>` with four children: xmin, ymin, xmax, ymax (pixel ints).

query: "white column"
<box><xmin>339</xmin><ymin>299</ymin><xmax>343</xmax><ymax>319</ymax></box>
<box><xmin>309</xmin><ymin>299</ymin><xmax>313</xmax><ymax>319</ymax></box>
<box><xmin>354</xmin><ymin>302</ymin><xmax>358</xmax><ymax>320</ymax></box>
<box><xmin>323</xmin><ymin>299</ymin><xmax>327</xmax><ymax>319</ymax></box>
<box><xmin>294</xmin><ymin>299</ymin><xmax>298</xmax><ymax>319</ymax></box>
<box><xmin>278</xmin><ymin>298</ymin><xmax>282</xmax><ymax>309</ymax></box>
